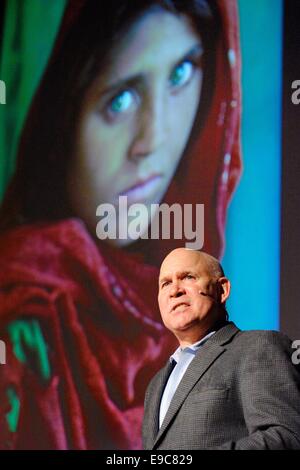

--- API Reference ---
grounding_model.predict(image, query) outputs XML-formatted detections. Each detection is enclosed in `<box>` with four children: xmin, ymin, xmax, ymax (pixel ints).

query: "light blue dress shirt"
<box><xmin>159</xmin><ymin>331</ymin><xmax>216</xmax><ymax>428</ymax></box>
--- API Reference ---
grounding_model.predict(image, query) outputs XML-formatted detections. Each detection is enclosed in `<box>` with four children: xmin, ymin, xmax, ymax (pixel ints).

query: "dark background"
<box><xmin>280</xmin><ymin>0</ymin><xmax>300</xmax><ymax>340</ymax></box>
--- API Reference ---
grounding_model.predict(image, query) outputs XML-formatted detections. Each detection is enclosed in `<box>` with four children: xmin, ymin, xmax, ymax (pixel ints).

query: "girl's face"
<box><xmin>68</xmin><ymin>8</ymin><xmax>203</xmax><ymax>245</ymax></box>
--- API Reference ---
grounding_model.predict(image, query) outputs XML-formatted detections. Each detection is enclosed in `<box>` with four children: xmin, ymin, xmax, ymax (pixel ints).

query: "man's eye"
<box><xmin>108</xmin><ymin>89</ymin><xmax>135</xmax><ymax>115</ymax></box>
<box><xmin>169</xmin><ymin>61</ymin><xmax>194</xmax><ymax>89</ymax></box>
<box><xmin>162</xmin><ymin>281</ymin><xmax>170</xmax><ymax>288</ymax></box>
<box><xmin>184</xmin><ymin>274</ymin><xmax>194</xmax><ymax>280</ymax></box>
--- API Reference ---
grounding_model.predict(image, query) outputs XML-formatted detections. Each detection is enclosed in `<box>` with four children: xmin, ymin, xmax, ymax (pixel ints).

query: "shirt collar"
<box><xmin>170</xmin><ymin>330</ymin><xmax>216</xmax><ymax>364</ymax></box>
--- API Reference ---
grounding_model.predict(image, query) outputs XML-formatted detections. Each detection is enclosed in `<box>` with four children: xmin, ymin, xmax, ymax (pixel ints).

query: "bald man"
<box><xmin>142</xmin><ymin>248</ymin><xmax>300</xmax><ymax>450</ymax></box>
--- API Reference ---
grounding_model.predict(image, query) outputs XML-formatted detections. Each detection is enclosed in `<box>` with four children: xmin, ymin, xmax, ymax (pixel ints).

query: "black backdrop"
<box><xmin>280</xmin><ymin>0</ymin><xmax>300</xmax><ymax>340</ymax></box>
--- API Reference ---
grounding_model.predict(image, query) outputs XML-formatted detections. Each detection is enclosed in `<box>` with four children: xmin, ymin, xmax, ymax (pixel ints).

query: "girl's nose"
<box><xmin>128</xmin><ymin>93</ymin><xmax>166</xmax><ymax>161</ymax></box>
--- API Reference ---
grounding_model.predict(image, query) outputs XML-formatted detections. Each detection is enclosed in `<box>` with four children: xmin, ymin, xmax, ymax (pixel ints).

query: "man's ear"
<box><xmin>218</xmin><ymin>277</ymin><xmax>231</xmax><ymax>304</ymax></box>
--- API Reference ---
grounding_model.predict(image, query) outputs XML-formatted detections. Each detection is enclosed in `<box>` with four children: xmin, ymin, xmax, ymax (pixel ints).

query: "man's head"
<box><xmin>158</xmin><ymin>248</ymin><xmax>230</xmax><ymax>347</ymax></box>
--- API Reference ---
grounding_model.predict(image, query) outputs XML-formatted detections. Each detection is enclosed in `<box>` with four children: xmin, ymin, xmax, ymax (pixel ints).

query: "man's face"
<box><xmin>158</xmin><ymin>249</ymin><xmax>224</xmax><ymax>342</ymax></box>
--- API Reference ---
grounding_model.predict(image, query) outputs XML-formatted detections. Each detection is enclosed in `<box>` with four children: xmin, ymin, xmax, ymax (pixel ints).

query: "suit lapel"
<box><xmin>153</xmin><ymin>322</ymin><xmax>240</xmax><ymax>448</ymax></box>
<box><xmin>148</xmin><ymin>359</ymin><xmax>176</xmax><ymax>446</ymax></box>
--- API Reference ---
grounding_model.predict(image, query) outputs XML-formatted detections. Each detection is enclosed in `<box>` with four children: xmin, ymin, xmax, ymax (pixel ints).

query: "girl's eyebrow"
<box><xmin>182</xmin><ymin>43</ymin><xmax>204</xmax><ymax>62</ymax></box>
<box><xmin>98</xmin><ymin>42</ymin><xmax>203</xmax><ymax>97</ymax></box>
<box><xmin>99</xmin><ymin>75</ymin><xmax>144</xmax><ymax>99</ymax></box>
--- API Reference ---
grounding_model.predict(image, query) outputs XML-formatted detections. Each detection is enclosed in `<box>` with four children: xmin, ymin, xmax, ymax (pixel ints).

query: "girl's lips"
<box><xmin>119</xmin><ymin>174</ymin><xmax>162</xmax><ymax>204</ymax></box>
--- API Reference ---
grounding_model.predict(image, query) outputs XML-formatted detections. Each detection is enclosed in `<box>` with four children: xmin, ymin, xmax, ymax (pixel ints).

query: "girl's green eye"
<box><xmin>170</xmin><ymin>61</ymin><xmax>194</xmax><ymax>88</ymax></box>
<box><xmin>109</xmin><ymin>89</ymin><xmax>134</xmax><ymax>114</ymax></box>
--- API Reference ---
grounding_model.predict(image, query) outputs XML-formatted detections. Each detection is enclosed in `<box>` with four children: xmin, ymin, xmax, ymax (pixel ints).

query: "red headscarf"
<box><xmin>0</xmin><ymin>0</ymin><xmax>241</xmax><ymax>449</ymax></box>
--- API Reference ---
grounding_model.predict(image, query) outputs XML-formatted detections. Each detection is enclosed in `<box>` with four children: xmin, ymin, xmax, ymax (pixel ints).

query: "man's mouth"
<box><xmin>172</xmin><ymin>302</ymin><xmax>190</xmax><ymax>313</ymax></box>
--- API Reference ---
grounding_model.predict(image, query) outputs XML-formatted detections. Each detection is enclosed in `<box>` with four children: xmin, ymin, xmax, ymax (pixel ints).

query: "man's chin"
<box><xmin>172</xmin><ymin>319</ymin><xmax>199</xmax><ymax>333</ymax></box>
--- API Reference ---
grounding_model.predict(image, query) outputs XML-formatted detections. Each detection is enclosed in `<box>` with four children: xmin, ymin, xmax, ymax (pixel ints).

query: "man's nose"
<box><xmin>170</xmin><ymin>281</ymin><xmax>185</xmax><ymax>298</ymax></box>
<box><xmin>129</xmin><ymin>94</ymin><xmax>166</xmax><ymax>160</ymax></box>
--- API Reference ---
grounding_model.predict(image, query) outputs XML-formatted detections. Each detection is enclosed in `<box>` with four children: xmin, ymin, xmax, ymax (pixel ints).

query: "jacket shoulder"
<box><xmin>235</xmin><ymin>329</ymin><xmax>293</xmax><ymax>346</ymax></box>
<box><xmin>229</xmin><ymin>329</ymin><xmax>295</xmax><ymax>363</ymax></box>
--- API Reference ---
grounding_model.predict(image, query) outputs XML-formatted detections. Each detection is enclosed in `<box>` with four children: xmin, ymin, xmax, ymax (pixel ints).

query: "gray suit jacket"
<box><xmin>142</xmin><ymin>322</ymin><xmax>300</xmax><ymax>449</ymax></box>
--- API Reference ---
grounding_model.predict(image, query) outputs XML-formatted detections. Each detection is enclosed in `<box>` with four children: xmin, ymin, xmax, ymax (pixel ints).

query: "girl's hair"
<box><xmin>0</xmin><ymin>0</ymin><xmax>220</xmax><ymax>230</ymax></box>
